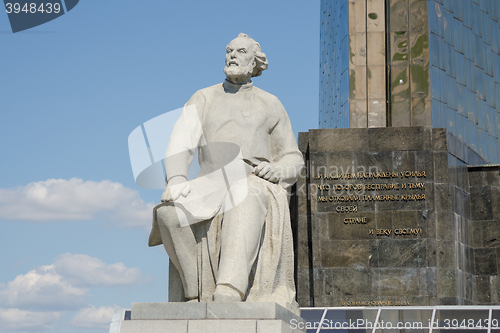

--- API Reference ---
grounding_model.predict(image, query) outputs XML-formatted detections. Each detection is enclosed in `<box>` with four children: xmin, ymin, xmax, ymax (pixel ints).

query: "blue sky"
<box><xmin>0</xmin><ymin>1</ymin><xmax>319</xmax><ymax>332</ymax></box>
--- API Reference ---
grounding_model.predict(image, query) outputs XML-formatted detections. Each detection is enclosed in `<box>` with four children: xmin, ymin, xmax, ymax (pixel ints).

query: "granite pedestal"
<box><xmin>293</xmin><ymin>127</ymin><xmax>500</xmax><ymax>307</ymax></box>
<box><xmin>111</xmin><ymin>302</ymin><xmax>306</xmax><ymax>333</ymax></box>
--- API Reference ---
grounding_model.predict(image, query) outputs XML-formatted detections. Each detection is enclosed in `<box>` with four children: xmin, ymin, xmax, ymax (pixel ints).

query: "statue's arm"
<box><xmin>262</xmin><ymin>98</ymin><xmax>304</xmax><ymax>188</ymax></box>
<box><xmin>272</xmin><ymin>153</ymin><xmax>304</xmax><ymax>188</ymax></box>
<box><xmin>161</xmin><ymin>92</ymin><xmax>206</xmax><ymax>201</ymax></box>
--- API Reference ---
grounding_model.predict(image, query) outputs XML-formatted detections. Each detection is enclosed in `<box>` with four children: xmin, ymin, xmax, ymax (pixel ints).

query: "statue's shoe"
<box><xmin>212</xmin><ymin>285</ymin><xmax>242</xmax><ymax>302</ymax></box>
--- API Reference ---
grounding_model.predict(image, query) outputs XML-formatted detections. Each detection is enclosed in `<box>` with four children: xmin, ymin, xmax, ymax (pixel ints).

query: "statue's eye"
<box><xmin>238</xmin><ymin>49</ymin><xmax>246</xmax><ymax>53</ymax></box>
<box><xmin>226</xmin><ymin>48</ymin><xmax>232</xmax><ymax>53</ymax></box>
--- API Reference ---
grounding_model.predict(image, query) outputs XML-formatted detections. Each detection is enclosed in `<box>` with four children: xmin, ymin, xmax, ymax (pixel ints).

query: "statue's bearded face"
<box><xmin>223</xmin><ymin>37</ymin><xmax>256</xmax><ymax>80</ymax></box>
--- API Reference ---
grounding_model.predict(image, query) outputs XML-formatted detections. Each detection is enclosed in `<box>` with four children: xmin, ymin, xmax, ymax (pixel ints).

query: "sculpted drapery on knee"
<box><xmin>148</xmin><ymin>33</ymin><xmax>304</xmax><ymax>313</ymax></box>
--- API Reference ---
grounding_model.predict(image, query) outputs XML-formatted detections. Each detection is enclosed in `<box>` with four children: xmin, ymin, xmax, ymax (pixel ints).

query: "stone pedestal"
<box><xmin>293</xmin><ymin>127</ymin><xmax>500</xmax><ymax>307</ymax></box>
<box><xmin>112</xmin><ymin>302</ymin><xmax>306</xmax><ymax>333</ymax></box>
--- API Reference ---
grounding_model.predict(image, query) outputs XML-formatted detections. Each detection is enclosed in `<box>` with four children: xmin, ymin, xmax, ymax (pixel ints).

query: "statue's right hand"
<box><xmin>161</xmin><ymin>177</ymin><xmax>191</xmax><ymax>202</ymax></box>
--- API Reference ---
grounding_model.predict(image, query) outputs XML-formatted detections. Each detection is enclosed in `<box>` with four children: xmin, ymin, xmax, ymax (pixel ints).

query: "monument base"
<box><xmin>111</xmin><ymin>302</ymin><xmax>306</xmax><ymax>333</ymax></box>
<box><xmin>294</xmin><ymin>127</ymin><xmax>500</xmax><ymax>307</ymax></box>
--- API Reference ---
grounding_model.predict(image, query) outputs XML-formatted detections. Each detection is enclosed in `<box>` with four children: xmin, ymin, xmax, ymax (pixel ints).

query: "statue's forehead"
<box><xmin>227</xmin><ymin>37</ymin><xmax>254</xmax><ymax>51</ymax></box>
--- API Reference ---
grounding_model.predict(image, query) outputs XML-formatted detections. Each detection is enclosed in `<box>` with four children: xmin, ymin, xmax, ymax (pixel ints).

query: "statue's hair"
<box><xmin>237</xmin><ymin>33</ymin><xmax>268</xmax><ymax>77</ymax></box>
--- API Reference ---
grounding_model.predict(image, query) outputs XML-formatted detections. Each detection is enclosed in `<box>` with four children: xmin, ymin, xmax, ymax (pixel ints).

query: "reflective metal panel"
<box><xmin>368</xmin><ymin>98</ymin><xmax>387</xmax><ymax>127</ymax></box>
<box><xmin>391</xmin><ymin>31</ymin><xmax>409</xmax><ymax>65</ymax></box>
<box><xmin>456</xmin><ymin>52</ymin><xmax>465</xmax><ymax>86</ymax></box>
<box><xmin>319</xmin><ymin>0</ymin><xmax>350</xmax><ymax>129</ymax></box>
<box><xmin>456</xmin><ymin>114</ymin><xmax>466</xmax><ymax>141</ymax></box>
<box><xmin>446</xmin><ymin>104</ymin><xmax>457</xmax><ymax>135</ymax></box>
<box><xmin>390</xmin><ymin>0</ymin><xmax>409</xmax><ymax>32</ymax></box>
<box><xmin>410</xmin><ymin>0</ymin><xmax>428</xmax><ymax>34</ymax></box>
<box><xmin>456</xmin><ymin>84</ymin><xmax>465</xmax><ymax>115</ymax></box>
<box><xmin>367</xmin><ymin>32</ymin><xmax>386</xmax><ymax>65</ymax></box>
<box><xmin>391</xmin><ymin>65</ymin><xmax>411</xmax><ymax>126</ymax></box>
<box><xmin>350</xmin><ymin>98</ymin><xmax>368</xmax><ymax>128</ymax></box>
<box><xmin>319</xmin><ymin>0</ymin><xmax>500</xmax><ymax>163</ymax></box>
<box><xmin>443</xmin><ymin>8</ymin><xmax>453</xmax><ymax>44</ymax></box>
<box><xmin>411</xmin><ymin>95</ymin><xmax>432</xmax><ymax>126</ymax></box>
<box><xmin>495</xmin><ymin>111</ymin><xmax>500</xmax><ymax>139</ymax></box>
<box><xmin>430</xmin><ymin>66</ymin><xmax>441</xmax><ymax>102</ymax></box>
<box><xmin>367</xmin><ymin>65</ymin><xmax>387</xmax><ymax>99</ymax></box>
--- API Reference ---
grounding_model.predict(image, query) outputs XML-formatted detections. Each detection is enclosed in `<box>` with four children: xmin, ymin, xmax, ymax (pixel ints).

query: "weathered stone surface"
<box><xmin>464</xmin><ymin>273</ymin><xmax>475</xmax><ymax>300</ymax></box>
<box><xmin>295</xmin><ymin>127</ymin><xmax>500</xmax><ymax>306</ymax></box>
<box><xmin>493</xmin><ymin>187</ymin><xmax>500</xmax><ymax>219</ymax></box>
<box><xmin>327</xmin><ymin>212</ymin><xmax>375</xmax><ymax>240</ymax></box>
<box><xmin>393</xmin><ymin>151</ymin><xmax>416</xmax><ymax>173</ymax></box>
<box><xmin>118</xmin><ymin>303</ymin><xmax>306</xmax><ymax>333</ymax></box>
<box><xmin>454</xmin><ymin>188</ymin><xmax>469</xmax><ymax>217</ymax></box>
<box><xmin>296</xmin><ymin>269</ymin><xmax>311</xmax><ymax>300</ymax></box>
<box><xmin>372</xmin><ymin>268</ymin><xmax>419</xmax><ymax>296</ymax></box>
<box><xmin>188</xmin><ymin>320</ymin><xmax>256</xmax><ymax>333</ymax></box>
<box><xmin>474</xmin><ymin>248</ymin><xmax>498</xmax><ymax>275</ymax></box>
<box><xmin>437</xmin><ymin>269</ymin><xmax>458</xmax><ymax>297</ymax></box>
<box><xmin>426</xmin><ymin>239</ymin><xmax>437</xmax><ymax>267</ymax></box>
<box><xmin>482</xmin><ymin>221</ymin><xmax>500</xmax><ymax>248</ymax></box>
<box><xmin>432</xmin><ymin>128</ymin><xmax>447</xmax><ymax>152</ymax></box>
<box><xmin>368</xmin><ymin>127</ymin><xmax>426</xmax><ymax>151</ymax></box>
<box><xmin>497</xmin><ymin>248</ymin><xmax>500</xmax><ymax>275</ymax></box>
<box><xmin>309</xmin><ymin>128</ymin><xmax>368</xmax><ymax>152</ymax></box>
<box><xmin>369</xmin><ymin>239</ymin><xmax>427</xmax><ymax>267</ymax></box>
<box><xmin>475</xmin><ymin>275</ymin><xmax>492</xmax><ymax>303</ymax></box>
<box><xmin>418</xmin><ymin>267</ymin><xmax>437</xmax><ymax>296</ymax></box>
<box><xmin>298</xmin><ymin>132</ymin><xmax>309</xmax><ymax>153</ymax></box>
<box><xmin>131</xmin><ymin>302</ymin><xmax>206</xmax><ymax>320</ymax></box>
<box><xmin>257</xmin><ymin>320</ymin><xmax>299</xmax><ymax>333</ymax></box>
<box><xmin>491</xmin><ymin>276</ymin><xmax>500</xmax><ymax>304</ymax></box>
<box><xmin>206</xmin><ymin>302</ymin><xmax>304</xmax><ymax>325</ymax></box>
<box><xmin>121</xmin><ymin>320</ymin><xmax>188</xmax><ymax>333</ymax></box>
<box><xmin>355</xmin><ymin>151</ymin><xmax>393</xmax><ymax>175</ymax></box>
<box><xmin>470</xmin><ymin>187</ymin><xmax>494</xmax><ymax>220</ymax></box>
<box><xmin>434</xmin><ymin>152</ymin><xmax>450</xmax><ymax>183</ymax></box>
<box><xmin>321</xmin><ymin>240</ymin><xmax>370</xmax><ymax>268</ymax></box>
<box><xmin>437</xmin><ymin>241</ymin><xmax>458</xmax><ymax>269</ymax></box>
<box><xmin>436</xmin><ymin>212</ymin><xmax>454</xmax><ymax>240</ymax></box>
<box><xmin>168</xmin><ymin>260</ymin><xmax>184</xmax><ymax>302</ymax></box>
<box><xmin>483</xmin><ymin>170</ymin><xmax>500</xmax><ymax>186</ymax></box>
<box><xmin>434</xmin><ymin>184</ymin><xmax>452</xmax><ymax>212</ymax></box>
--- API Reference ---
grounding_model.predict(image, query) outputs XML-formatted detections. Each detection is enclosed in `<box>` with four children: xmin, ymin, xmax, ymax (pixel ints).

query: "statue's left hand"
<box><xmin>254</xmin><ymin>161</ymin><xmax>281</xmax><ymax>183</ymax></box>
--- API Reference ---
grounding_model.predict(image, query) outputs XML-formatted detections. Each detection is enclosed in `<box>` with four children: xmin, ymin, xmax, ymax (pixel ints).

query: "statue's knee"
<box><xmin>156</xmin><ymin>205</ymin><xmax>179</xmax><ymax>228</ymax></box>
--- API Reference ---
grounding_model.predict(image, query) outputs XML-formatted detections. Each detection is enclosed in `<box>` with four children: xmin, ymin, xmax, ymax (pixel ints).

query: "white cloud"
<box><xmin>0</xmin><ymin>308</ymin><xmax>63</xmax><ymax>332</ymax></box>
<box><xmin>53</xmin><ymin>253</ymin><xmax>143</xmax><ymax>287</ymax></box>
<box><xmin>0</xmin><ymin>254</ymin><xmax>144</xmax><ymax>312</ymax></box>
<box><xmin>0</xmin><ymin>266</ymin><xmax>87</xmax><ymax>311</ymax></box>
<box><xmin>0</xmin><ymin>178</ymin><xmax>155</xmax><ymax>227</ymax></box>
<box><xmin>69</xmin><ymin>305</ymin><xmax>118</xmax><ymax>329</ymax></box>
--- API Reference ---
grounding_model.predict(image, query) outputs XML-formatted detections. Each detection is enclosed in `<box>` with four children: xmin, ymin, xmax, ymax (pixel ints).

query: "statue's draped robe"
<box><xmin>149</xmin><ymin>80</ymin><xmax>303</xmax><ymax>313</ymax></box>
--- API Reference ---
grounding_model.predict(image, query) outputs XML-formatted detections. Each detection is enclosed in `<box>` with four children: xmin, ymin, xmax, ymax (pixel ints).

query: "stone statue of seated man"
<box><xmin>147</xmin><ymin>33</ymin><xmax>304</xmax><ymax>313</ymax></box>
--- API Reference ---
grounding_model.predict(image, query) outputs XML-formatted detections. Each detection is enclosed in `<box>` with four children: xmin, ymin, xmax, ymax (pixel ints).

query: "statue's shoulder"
<box><xmin>186</xmin><ymin>83</ymin><xmax>224</xmax><ymax>106</ymax></box>
<box><xmin>253</xmin><ymin>86</ymin><xmax>284</xmax><ymax>110</ymax></box>
<box><xmin>194</xmin><ymin>83</ymin><xmax>224</xmax><ymax>97</ymax></box>
<box><xmin>253</xmin><ymin>86</ymin><xmax>277</xmax><ymax>99</ymax></box>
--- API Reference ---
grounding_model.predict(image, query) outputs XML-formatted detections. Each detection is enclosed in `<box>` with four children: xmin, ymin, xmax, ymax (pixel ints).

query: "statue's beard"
<box><xmin>224</xmin><ymin>63</ymin><xmax>254</xmax><ymax>81</ymax></box>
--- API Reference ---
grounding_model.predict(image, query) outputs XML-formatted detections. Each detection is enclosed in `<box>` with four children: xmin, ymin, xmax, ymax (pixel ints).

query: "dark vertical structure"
<box><xmin>318</xmin><ymin>0</ymin><xmax>500</xmax><ymax>164</ymax></box>
<box><xmin>295</xmin><ymin>127</ymin><xmax>500</xmax><ymax>306</ymax></box>
<box><xmin>294</xmin><ymin>0</ymin><xmax>500</xmax><ymax>309</ymax></box>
